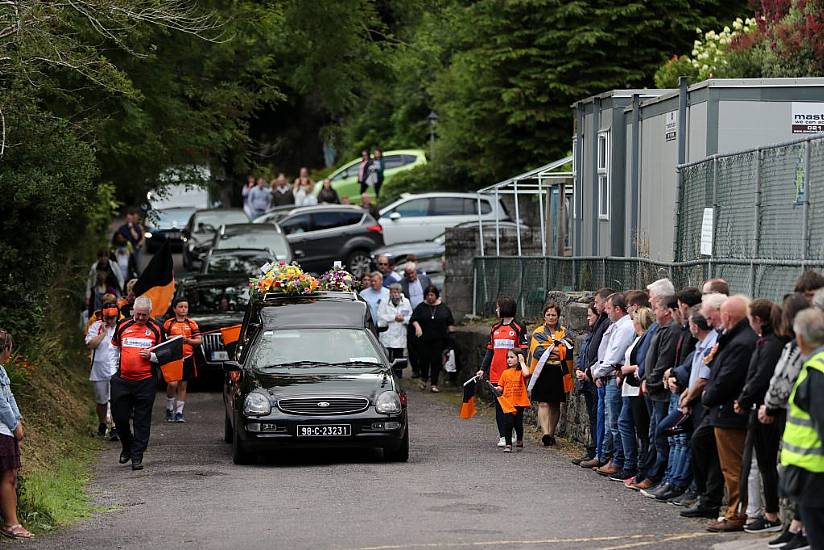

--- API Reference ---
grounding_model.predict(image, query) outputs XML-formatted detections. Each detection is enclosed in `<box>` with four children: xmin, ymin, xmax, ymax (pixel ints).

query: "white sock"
<box><xmin>166</xmin><ymin>397</ymin><xmax>176</xmax><ymax>412</ymax></box>
<box><xmin>175</xmin><ymin>401</ymin><xmax>185</xmax><ymax>414</ymax></box>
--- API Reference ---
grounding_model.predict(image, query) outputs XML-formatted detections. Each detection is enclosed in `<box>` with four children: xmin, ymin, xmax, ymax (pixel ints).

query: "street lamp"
<box><xmin>427</xmin><ymin>111</ymin><xmax>439</xmax><ymax>160</ymax></box>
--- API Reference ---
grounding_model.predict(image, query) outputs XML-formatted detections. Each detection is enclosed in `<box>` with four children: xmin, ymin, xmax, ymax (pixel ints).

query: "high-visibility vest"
<box><xmin>781</xmin><ymin>351</ymin><xmax>824</xmax><ymax>472</ymax></box>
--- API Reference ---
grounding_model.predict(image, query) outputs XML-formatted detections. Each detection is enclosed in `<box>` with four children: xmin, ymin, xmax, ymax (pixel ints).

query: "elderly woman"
<box><xmin>411</xmin><ymin>286</ymin><xmax>455</xmax><ymax>393</ymax></box>
<box><xmin>378</xmin><ymin>283</ymin><xmax>412</xmax><ymax>378</ymax></box>
<box><xmin>527</xmin><ymin>302</ymin><xmax>573</xmax><ymax>446</ymax></box>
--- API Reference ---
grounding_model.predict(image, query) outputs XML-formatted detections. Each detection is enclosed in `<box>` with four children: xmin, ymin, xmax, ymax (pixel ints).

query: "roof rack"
<box><xmin>260</xmin><ymin>290</ymin><xmax>360</xmax><ymax>302</ymax></box>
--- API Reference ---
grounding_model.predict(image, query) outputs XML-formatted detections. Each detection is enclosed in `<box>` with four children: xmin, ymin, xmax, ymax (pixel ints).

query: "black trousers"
<box><xmin>752</xmin><ymin>411</ymin><xmax>782</xmax><ymax>514</ymax></box>
<box><xmin>630</xmin><ymin>394</ymin><xmax>651</xmax><ymax>479</ymax></box>
<box><xmin>111</xmin><ymin>375</ymin><xmax>157</xmax><ymax>460</ymax></box>
<box><xmin>359</xmin><ymin>181</ymin><xmax>382</xmax><ymax>198</ymax></box>
<box><xmin>419</xmin><ymin>339</ymin><xmax>446</xmax><ymax>386</ymax></box>
<box><xmin>800</xmin><ymin>504</ymin><xmax>824</xmax><ymax>550</ymax></box>
<box><xmin>407</xmin><ymin>329</ymin><xmax>421</xmax><ymax>377</ymax></box>
<box><xmin>691</xmin><ymin>419</ymin><xmax>724</xmax><ymax>506</ymax></box>
<box><xmin>386</xmin><ymin>347</ymin><xmax>405</xmax><ymax>378</ymax></box>
<box><xmin>582</xmin><ymin>384</ymin><xmax>598</xmax><ymax>457</ymax></box>
<box><xmin>503</xmin><ymin>408</ymin><xmax>525</xmax><ymax>446</ymax></box>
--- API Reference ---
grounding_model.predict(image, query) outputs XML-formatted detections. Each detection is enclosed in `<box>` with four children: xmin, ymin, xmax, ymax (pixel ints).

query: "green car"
<box><xmin>315</xmin><ymin>149</ymin><xmax>427</xmax><ymax>204</ymax></box>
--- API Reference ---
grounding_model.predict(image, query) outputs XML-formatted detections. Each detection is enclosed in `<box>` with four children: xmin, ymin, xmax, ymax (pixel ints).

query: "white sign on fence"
<box><xmin>665</xmin><ymin>111</ymin><xmax>677</xmax><ymax>142</ymax></box>
<box><xmin>700</xmin><ymin>208</ymin><xmax>714</xmax><ymax>256</ymax></box>
<box><xmin>792</xmin><ymin>102</ymin><xmax>824</xmax><ymax>134</ymax></box>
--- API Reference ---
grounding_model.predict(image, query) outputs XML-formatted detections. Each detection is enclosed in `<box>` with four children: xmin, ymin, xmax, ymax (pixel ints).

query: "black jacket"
<box><xmin>317</xmin><ymin>187</ymin><xmax>340</xmax><ymax>204</ymax></box>
<box><xmin>585</xmin><ymin>313</ymin><xmax>609</xmax><ymax>370</ymax></box>
<box><xmin>643</xmin><ymin>320</ymin><xmax>680</xmax><ymax>402</ymax></box>
<box><xmin>702</xmin><ymin>319</ymin><xmax>758</xmax><ymax>429</ymax></box>
<box><xmin>400</xmin><ymin>274</ymin><xmax>431</xmax><ymax>302</ymax></box>
<box><xmin>271</xmin><ymin>188</ymin><xmax>295</xmax><ymax>207</ymax></box>
<box><xmin>736</xmin><ymin>328</ymin><xmax>787</xmax><ymax>411</ymax></box>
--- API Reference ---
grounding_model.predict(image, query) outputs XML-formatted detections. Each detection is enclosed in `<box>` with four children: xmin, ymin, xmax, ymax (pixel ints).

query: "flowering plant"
<box><xmin>319</xmin><ymin>266</ymin><xmax>355</xmax><ymax>292</ymax></box>
<box><xmin>251</xmin><ymin>262</ymin><xmax>319</xmax><ymax>297</ymax></box>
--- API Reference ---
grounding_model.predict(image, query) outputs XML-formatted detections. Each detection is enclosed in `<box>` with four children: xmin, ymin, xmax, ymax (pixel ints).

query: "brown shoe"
<box><xmin>706</xmin><ymin>518</ymin><xmax>745</xmax><ymax>533</ymax></box>
<box><xmin>630</xmin><ymin>478</ymin><xmax>654</xmax><ymax>491</ymax></box>
<box><xmin>596</xmin><ymin>462</ymin><xmax>620</xmax><ymax>476</ymax></box>
<box><xmin>579</xmin><ymin>458</ymin><xmax>601</xmax><ymax>469</ymax></box>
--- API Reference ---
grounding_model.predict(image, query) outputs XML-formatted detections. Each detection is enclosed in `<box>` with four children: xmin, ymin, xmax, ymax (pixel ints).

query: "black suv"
<box><xmin>255</xmin><ymin>205</ymin><xmax>383</xmax><ymax>278</ymax></box>
<box><xmin>222</xmin><ymin>291</ymin><xmax>409</xmax><ymax>464</ymax></box>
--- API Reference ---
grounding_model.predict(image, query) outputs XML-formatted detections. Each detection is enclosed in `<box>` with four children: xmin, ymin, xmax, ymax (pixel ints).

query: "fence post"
<box><xmin>803</xmin><ymin>140</ymin><xmax>811</xmax><ymax>267</ymax></box>
<box><xmin>601</xmin><ymin>257</ymin><xmax>607</xmax><ymax>288</ymax></box>
<box><xmin>472</xmin><ymin>259</ymin><xmax>477</xmax><ymax>317</ymax></box>
<box><xmin>751</xmin><ymin>149</ymin><xmax>761</xmax><ymax>297</ymax></box>
<box><xmin>572</xmin><ymin>257</ymin><xmax>577</xmax><ymax>289</ymax></box>
<box><xmin>674</xmin><ymin>165</ymin><xmax>683</xmax><ymax>262</ymax></box>
<box><xmin>710</xmin><ymin>156</ymin><xmax>718</xmax><ymax>279</ymax></box>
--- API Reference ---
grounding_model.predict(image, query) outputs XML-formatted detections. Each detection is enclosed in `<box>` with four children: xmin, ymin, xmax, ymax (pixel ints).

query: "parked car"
<box><xmin>316</xmin><ymin>149</ymin><xmax>427</xmax><ymax>204</ymax></box>
<box><xmin>182</xmin><ymin>208</ymin><xmax>250</xmax><ymax>270</ymax></box>
<box><xmin>223</xmin><ymin>291</ymin><xmax>408</xmax><ymax>464</ymax></box>
<box><xmin>252</xmin><ymin>204</ymin><xmax>299</xmax><ymax>225</ymax></box>
<box><xmin>173</xmin><ymin>273</ymin><xmax>250</xmax><ymax>382</ymax></box>
<box><xmin>201</xmin><ymin>248</ymin><xmax>275</xmax><ymax>276</ymax></box>
<box><xmin>258</xmin><ymin>205</ymin><xmax>384</xmax><ymax>278</ymax></box>
<box><xmin>206</xmin><ymin>224</ymin><xmax>292</xmax><ymax>268</ymax></box>
<box><xmin>144</xmin><ymin>207</ymin><xmax>197</xmax><ymax>253</ymax></box>
<box><xmin>378</xmin><ymin>192</ymin><xmax>510</xmax><ymax>245</ymax></box>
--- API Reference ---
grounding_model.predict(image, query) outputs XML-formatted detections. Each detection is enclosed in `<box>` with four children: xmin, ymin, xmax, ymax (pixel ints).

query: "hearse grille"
<box><xmin>277</xmin><ymin>397</ymin><xmax>370</xmax><ymax>415</ymax></box>
<box><xmin>201</xmin><ymin>333</ymin><xmax>225</xmax><ymax>354</ymax></box>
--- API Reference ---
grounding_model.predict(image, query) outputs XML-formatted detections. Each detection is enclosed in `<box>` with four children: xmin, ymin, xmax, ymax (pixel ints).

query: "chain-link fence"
<box><xmin>474</xmin><ymin>135</ymin><xmax>824</xmax><ymax>319</ymax></box>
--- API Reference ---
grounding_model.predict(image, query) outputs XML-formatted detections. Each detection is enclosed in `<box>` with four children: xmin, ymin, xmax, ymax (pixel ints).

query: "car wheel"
<box><xmin>347</xmin><ymin>249</ymin><xmax>371</xmax><ymax>279</ymax></box>
<box><xmin>223</xmin><ymin>412</ymin><xmax>233</xmax><ymax>444</ymax></box>
<box><xmin>383</xmin><ymin>428</ymin><xmax>409</xmax><ymax>462</ymax></box>
<box><xmin>231</xmin><ymin>415</ymin><xmax>253</xmax><ymax>465</ymax></box>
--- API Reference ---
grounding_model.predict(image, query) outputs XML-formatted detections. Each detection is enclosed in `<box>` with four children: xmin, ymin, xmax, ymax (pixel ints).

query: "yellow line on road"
<box><xmin>349</xmin><ymin>532</ymin><xmax>719</xmax><ymax>550</ymax></box>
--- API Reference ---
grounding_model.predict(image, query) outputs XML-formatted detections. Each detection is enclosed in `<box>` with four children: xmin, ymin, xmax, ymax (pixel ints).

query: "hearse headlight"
<box><xmin>375</xmin><ymin>392</ymin><xmax>402</xmax><ymax>414</ymax></box>
<box><xmin>243</xmin><ymin>392</ymin><xmax>271</xmax><ymax>416</ymax></box>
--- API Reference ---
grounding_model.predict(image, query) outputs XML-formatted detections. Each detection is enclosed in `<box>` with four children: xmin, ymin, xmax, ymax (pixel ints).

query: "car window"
<box><xmin>217</xmin><ymin>232</ymin><xmax>290</xmax><ymax>258</ymax></box>
<box><xmin>312</xmin><ymin>211</ymin><xmax>362</xmax><ymax>230</ymax></box>
<box><xmin>383</xmin><ymin>155</ymin><xmax>405</xmax><ymax>170</ymax></box>
<box><xmin>402</xmin><ymin>154</ymin><xmax>418</xmax><ymax>164</ymax></box>
<box><xmin>430</xmin><ymin>197</ymin><xmax>466</xmax><ymax>216</ymax></box>
<box><xmin>206</xmin><ymin>254</ymin><xmax>272</xmax><ymax>275</ymax></box>
<box><xmin>279</xmin><ymin>213</ymin><xmax>313</xmax><ymax>235</ymax></box>
<box><xmin>250</xmin><ymin>328</ymin><xmax>383</xmax><ymax>368</ymax></box>
<box><xmin>393</xmin><ymin>198</ymin><xmax>429</xmax><ymax>218</ymax></box>
<box><xmin>194</xmin><ymin>210</ymin><xmax>249</xmax><ymax>231</ymax></box>
<box><xmin>182</xmin><ymin>284</ymin><xmax>250</xmax><ymax>314</ymax></box>
<box><xmin>478</xmin><ymin>200</ymin><xmax>492</xmax><ymax>214</ymax></box>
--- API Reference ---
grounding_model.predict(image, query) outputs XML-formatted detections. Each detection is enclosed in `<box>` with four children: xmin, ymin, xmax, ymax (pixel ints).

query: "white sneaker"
<box><xmin>497</xmin><ymin>437</ymin><xmax>506</xmax><ymax>448</ymax></box>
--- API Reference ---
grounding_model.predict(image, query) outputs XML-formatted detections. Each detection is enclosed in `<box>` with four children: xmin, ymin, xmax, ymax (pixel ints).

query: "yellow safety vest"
<box><xmin>781</xmin><ymin>351</ymin><xmax>824</xmax><ymax>472</ymax></box>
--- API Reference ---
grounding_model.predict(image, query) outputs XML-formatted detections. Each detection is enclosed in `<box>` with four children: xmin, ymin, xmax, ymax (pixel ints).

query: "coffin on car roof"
<box><xmin>258</xmin><ymin>292</ymin><xmax>369</xmax><ymax>329</ymax></box>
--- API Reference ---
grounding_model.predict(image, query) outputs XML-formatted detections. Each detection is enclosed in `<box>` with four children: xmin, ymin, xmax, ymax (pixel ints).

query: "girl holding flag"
<box><xmin>497</xmin><ymin>348</ymin><xmax>532</xmax><ymax>452</ymax></box>
<box><xmin>527</xmin><ymin>303</ymin><xmax>574</xmax><ymax>447</ymax></box>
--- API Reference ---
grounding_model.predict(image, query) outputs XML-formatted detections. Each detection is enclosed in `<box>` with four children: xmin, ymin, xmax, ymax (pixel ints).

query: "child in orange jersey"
<box><xmin>497</xmin><ymin>348</ymin><xmax>532</xmax><ymax>452</ymax></box>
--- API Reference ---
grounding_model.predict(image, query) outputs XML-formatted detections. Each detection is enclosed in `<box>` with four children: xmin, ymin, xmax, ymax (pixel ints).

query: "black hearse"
<box><xmin>222</xmin><ymin>291</ymin><xmax>408</xmax><ymax>464</ymax></box>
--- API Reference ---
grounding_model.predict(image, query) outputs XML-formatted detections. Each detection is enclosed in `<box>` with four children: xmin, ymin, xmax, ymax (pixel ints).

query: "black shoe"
<box><xmin>118</xmin><ymin>450</ymin><xmax>130</xmax><ymax>464</ymax></box>
<box><xmin>542</xmin><ymin>434</ymin><xmax>552</xmax><ymax>447</ymax></box>
<box><xmin>769</xmin><ymin>529</ymin><xmax>795</xmax><ymax>548</ymax></box>
<box><xmin>97</xmin><ymin>423</ymin><xmax>107</xmax><ymax>437</ymax></box>
<box><xmin>680</xmin><ymin>501</ymin><xmax>719</xmax><ymax>519</ymax></box>
<box><xmin>745</xmin><ymin>516</ymin><xmax>783</xmax><ymax>534</ymax></box>
<box><xmin>641</xmin><ymin>482</ymin><xmax>670</xmax><ymax>499</ymax></box>
<box><xmin>108</xmin><ymin>428</ymin><xmax>119</xmax><ymax>442</ymax></box>
<box><xmin>655</xmin><ymin>485</ymin><xmax>686</xmax><ymax>501</ymax></box>
<box><xmin>669</xmin><ymin>489</ymin><xmax>697</xmax><ymax>507</ymax></box>
<box><xmin>571</xmin><ymin>454</ymin><xmax>592</xmax><ymax>465</ymax></box>
<box><xmin>782</xmin><ymin>533</ymin><xmax>810</xmax><ymax>550</ymax></box>
<box><xmin>131</xmin><ymin>458</ymin><xmax>143</xmax><ymax>471</ymax></box>
<box><xmin>608</xmin><ymin>470</ymin><xmax>636</xmax><ymax>482</ymax></box>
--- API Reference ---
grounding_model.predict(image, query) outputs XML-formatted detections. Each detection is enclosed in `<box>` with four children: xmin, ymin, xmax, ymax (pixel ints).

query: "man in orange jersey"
<box><xmin>109</xmin><ymin>296</ymin><xmax>164</xmax><ymax>470</ymax></box>
<box><xmin>163</xmin><ymin>297</ymin><xmax>201</xmax><ymax>423</ymax></box>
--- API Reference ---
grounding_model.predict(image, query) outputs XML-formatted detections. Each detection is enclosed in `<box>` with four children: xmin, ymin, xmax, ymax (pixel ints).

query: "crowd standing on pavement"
<box><xmin>469</xmin><ymin>271</ymin><xmax>824</xmax><ymax>550</ymax></box>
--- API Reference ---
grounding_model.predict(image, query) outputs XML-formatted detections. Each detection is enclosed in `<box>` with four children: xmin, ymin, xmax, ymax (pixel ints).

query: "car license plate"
<box><xmin>211</xmin><ymin>351</ymin><xmax>229</xmax><ymax>361</ymax></box>
<box><xmin>297</xmin><ymin>425</ymin><xmax>351</xmax><ymax>437</ymax></box>
<box><xmin>167</xmin><ymin>231</ymin><xmax>181</xmax><ymax>239</ymax></box>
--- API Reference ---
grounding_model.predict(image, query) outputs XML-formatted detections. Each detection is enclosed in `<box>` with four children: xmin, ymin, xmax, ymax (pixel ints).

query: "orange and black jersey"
<box><xmin>111</xmin><ymin>318</ymin><xmax>164</xmax><ymax>381</ymax></box>
<box><xmin>483</xmin><ymin>320</ymin><xmax>529</xmax><ymax>384</ymax></box>
<box><xmin>163</xmin><ymin>318</ymin><xmax>200</xmax><ymax>358</ymax></box>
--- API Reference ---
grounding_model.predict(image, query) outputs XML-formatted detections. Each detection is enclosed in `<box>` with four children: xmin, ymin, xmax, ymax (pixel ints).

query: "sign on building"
<box><xmin>792</xmin><ymin>103</ymin><xmax>824</xmax><ymax>134</ymax></box>
<box><xmin>665</xmin><ymin>111</ymin><xmax>677</xmax><ymax>142</ymax></box>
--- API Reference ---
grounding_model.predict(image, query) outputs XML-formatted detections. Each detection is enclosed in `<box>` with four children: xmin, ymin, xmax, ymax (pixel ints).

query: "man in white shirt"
<box><xmin>359</xmin><ymin>271</ymin><xmax>390</xmax><ymax>324</ymax></box>
<box><xmin>84</xmin><ymin>302</ymin><xmax>120</xmax><ymax>439</ymax></box>
<box><xmin>593</xmin><ymin>292</ymin><xmax>637</xmax><ymax>476</ymax></box>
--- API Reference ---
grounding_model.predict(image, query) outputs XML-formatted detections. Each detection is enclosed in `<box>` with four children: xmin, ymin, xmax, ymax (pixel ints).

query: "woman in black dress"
<box><xmin>411</xmin><ymin>286</ymin><xmax>455</xmax><ymax>393</ymax></box>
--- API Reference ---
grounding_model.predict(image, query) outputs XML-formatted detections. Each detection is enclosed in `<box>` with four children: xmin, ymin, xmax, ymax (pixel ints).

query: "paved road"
<box><xmin>32</xmin><ymin>384</ymin><xmax>765</xmax><ymax>550</ymax></box>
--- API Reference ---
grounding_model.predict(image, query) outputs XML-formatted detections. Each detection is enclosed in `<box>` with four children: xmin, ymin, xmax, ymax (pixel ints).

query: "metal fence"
<box><xmin>473</xmin><ymin>256</ymin><xmax>824</xmax><ymax>320</ymax></box>
<box><xmin>473</xmin><ymin>135</ymin><xmax>824</xmax><ymax>319</ymax></box>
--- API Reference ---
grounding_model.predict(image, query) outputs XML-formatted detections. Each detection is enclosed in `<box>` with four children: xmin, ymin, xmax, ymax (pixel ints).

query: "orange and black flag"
<box><xmin>134</xmin><ymin>240</ymin><xmax>175</xmax><ymax>320</ymax></box>
<box><xmin>152</xmin><ymin>335</ymin><xmax>184</xmax><ymax>383</ymax></box>
<box><xmin>486</xmin><ymin>380</ymin><xmax>516</xmax><ymax>414</ymax></box>
<box><xmin>220</xmin><ymin>324</ymin><xmax>242</xmax><ymax>346</ymax></box>
<box><xmin>459</xmin><ymin>376</ymin><xmax>478</xmax><ymax>419</ymax></box>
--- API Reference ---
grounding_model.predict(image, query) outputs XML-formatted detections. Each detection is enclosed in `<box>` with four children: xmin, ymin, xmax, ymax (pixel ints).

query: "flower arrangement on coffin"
<box><xmin>251</xmin><ymin>262</ymin><xmax>319</xmax><ymax>297</ymax></box>
<box><xmin>318</xmin><ymin>266</ymin><xmax>355</xmax><ymax>292</ymax></box>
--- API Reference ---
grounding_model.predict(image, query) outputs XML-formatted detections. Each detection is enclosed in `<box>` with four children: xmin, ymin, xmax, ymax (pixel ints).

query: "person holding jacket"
<box><xmin>0</xmin><ymin>329</ymin><xmax>32</xmax><ymax>540</ymax></box>
<box><xmin>377</xmin><ymin>284</ymin><xmax>412</xmax><ymax>379</ymax></box>
<box><xmin>476</xmin><ymin>295</ymin><xmax>529</xmax><ymax>448</ymax></box>
<box><xmin>702</xmin><ymin>295</ymin><xmax>758</xmax><ymax>533</ymax></box>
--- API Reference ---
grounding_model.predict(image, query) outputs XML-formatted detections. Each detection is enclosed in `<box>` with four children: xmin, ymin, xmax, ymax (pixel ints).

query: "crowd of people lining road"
<box><xmin>472</xmin><ymin>271</ymin><xmax>824</xmax><ymax>550</ymax></box>
<box><xmin>241</xmin><ymin>148</ymin><xmax>386</xmax><ymax>219</ymax></box>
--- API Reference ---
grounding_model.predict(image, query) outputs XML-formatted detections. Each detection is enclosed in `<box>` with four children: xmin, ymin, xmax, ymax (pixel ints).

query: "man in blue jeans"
<box><xmin>592</xmin><ymin>293</ymin><xmax>636</xmax><ymax>477</ymax></box>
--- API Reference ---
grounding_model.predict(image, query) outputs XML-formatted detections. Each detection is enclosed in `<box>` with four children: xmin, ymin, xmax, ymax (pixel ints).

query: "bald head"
<box><xmin>720</xmin><ymin>294</ymin><xmax>750</xmax><ymax>331</ymax></box>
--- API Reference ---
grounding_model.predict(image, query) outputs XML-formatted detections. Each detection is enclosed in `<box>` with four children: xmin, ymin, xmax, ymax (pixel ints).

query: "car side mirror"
<box><xmin>389</xmin><ymin>212</ymin><xmax>401</xmax><ymax>221</ymax></box>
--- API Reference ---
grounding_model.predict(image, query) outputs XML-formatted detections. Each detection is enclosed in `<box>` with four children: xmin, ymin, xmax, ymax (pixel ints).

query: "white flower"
<box><xmin>733</xmin><ymin>20</ymin><xmax>743</xmax><ymax>31</ymax></box>
<box><xmin>702</xmin><ymin>64</ymin><xmax>709</xmax><ymax>71</ymax></box>
<box><xmin>696</xmin><ymin>27</ymin><xmax>703</xmax><ymax>34</ymax></box>
<box><xmin>723</xmin><ymin>26</ymin><xmax>731</xmax><ymax>34</ymax></box>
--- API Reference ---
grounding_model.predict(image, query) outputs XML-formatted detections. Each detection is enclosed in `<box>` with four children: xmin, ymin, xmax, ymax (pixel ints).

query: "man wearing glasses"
<box><xmin>375</xmin><ymin>254</ymin><xmax>401</xmax><ymax>288</ymax></box>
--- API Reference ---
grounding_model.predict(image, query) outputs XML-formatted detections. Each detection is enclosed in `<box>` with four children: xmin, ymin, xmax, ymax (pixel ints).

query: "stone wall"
<box><xmin>451</xmin><ymin>290</ymin><xmax>594</xmax><ymax>448</ymax></box>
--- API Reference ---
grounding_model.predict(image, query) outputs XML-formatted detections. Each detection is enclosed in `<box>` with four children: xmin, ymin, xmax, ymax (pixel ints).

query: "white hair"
<box><xmin>134</xmin><ymin>295</ymin><xmax>153</xmax><ymax>312</ymax></box>
<box><xmin>646</xmin><ymin>278</ymin><xmax>675</xmax><ymax>301</ymax></box>
<box><xmin>794</xmin><ymin>308</ymin><xmax>824</xmax><ymax>349</ymax></box>
<box><xmin>701</xmin><ymin>292</ymin><xmax>727</xmax><ymax>311</ymax></box>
